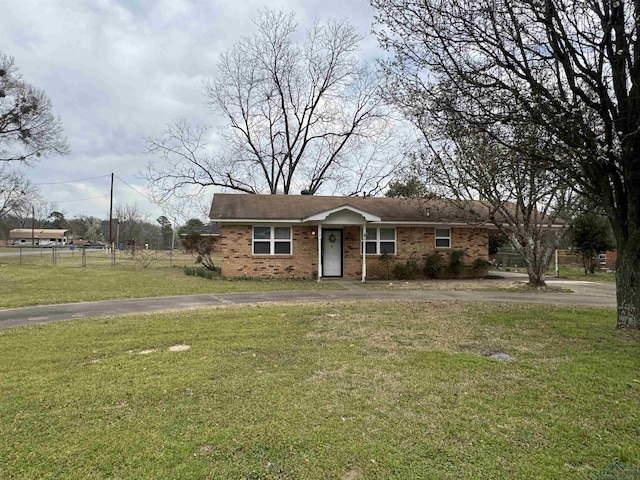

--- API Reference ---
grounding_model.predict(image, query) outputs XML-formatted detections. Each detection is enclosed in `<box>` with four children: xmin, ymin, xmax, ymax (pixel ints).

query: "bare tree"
<box><xmin>71</xmin><ymin>216</ymin><xmax>104</xmax><ymax>242</ymax></box>
<box><xmin>0</xmin><ymin>53</ymin><xmax>69</xmax><ymax>163</ymax></box>
<box><xmin>12</xmin><ymin>197</ymin><xmax>56</xmax><ymax>229</ymax></box>
<box><xmin>415</xmin><ymin>125</ymin><xmax>574</xmax><ymax>286</ymax></box>
<box><xmin>115</xmin><ymin>204</ymin><xmax>148</xmax><ymax>249</ymax></box>
<box><xmin>373</xmin><ymin>0</ymin><xmax>640</xmax><ymax>328</ymax></box>
<box><xmin>144</xmin><ymin>9</ymin><xmax>401</xmax><ymax>202</ymax></box>
<box><xmin>0</xmin><ymin>167</ymin><xmax>38</xmax><ymax>218</ymax></box>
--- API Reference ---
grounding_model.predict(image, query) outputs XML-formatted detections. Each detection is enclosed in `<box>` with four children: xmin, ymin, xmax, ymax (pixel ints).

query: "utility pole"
<box><xmin>171</xmin><ymin>217</ymin><xmax>176</xmax><ymax>251</ymax></box>
<box><xmin>31</xmin><ymin>205</ymin><xmax>35</xmax><ymax>247</ymax></box>
<box><xmin>170</xmin><ymin>217</ymin><xmax>176</xmax><ymax>267</ymax></box>
<box><xmin>109</xmin><ymin>173</ymin><xmax>114</xmax><ymax>248</ymax></box>
<box><xmin>109</xmin><ymin>173</ymin><xmax>115</xmax><ymax>266</ymax></box>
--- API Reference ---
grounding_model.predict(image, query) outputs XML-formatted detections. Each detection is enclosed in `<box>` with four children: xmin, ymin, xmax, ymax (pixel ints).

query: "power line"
<box><xmin>115</xmin><ymin>175</ymin><xmax>155</xmax><ymax>203</ymax></box>
<box><xmin>28</xmin><ymin>174</ymin><xmax>160</xmax><ymax>216</ymax></box>
<box><xmin>35</xmin><ymin>174</ymin><xmax>111</xmax><ymax>186</ymax></box>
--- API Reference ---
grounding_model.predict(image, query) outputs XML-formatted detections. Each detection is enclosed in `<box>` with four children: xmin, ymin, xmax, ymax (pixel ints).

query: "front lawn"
<box><xmin>0</xmin><ymin>301</ymin><xmax>637</xmax><ymax>479</ymax></box>
<box><xmin>0</xmin><ymin>264</ymin><xmax>341</xmax><ymax>309</ymax></box>
<box><xmin>553</xmin><ymin>265</ymin><xmax>617</xmax><ymax>283</ymax></box>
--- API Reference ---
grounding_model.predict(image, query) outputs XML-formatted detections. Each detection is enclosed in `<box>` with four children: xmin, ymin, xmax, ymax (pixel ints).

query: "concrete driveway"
<box><xmin>0</xmin><ymin>274</ymin><xmax>616</xmax><ymax>330</ymax></box>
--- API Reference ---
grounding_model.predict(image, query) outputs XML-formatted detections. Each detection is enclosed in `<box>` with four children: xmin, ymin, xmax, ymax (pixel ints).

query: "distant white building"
<box><xmin>9</xmin><ymin>229</ymin><xmax>69</xmax><ymax>247</ymax></box>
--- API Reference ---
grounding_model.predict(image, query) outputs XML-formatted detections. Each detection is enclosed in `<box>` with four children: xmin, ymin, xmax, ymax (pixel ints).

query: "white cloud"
<box><xmin>1</xmin><ymin>0</ymin><xmax>380</xmax><ymax>221</ymax></box>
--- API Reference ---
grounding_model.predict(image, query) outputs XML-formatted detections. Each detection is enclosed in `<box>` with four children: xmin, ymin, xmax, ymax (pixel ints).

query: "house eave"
<box><xmin>216</xmin><ymin>219</ymin><xmax>304</xmax><ymax>224</ymax></box>
<box><xmin>214</xmin><ymin>219</ymin><xmax>497</xmax><ymax>226</ymax></box>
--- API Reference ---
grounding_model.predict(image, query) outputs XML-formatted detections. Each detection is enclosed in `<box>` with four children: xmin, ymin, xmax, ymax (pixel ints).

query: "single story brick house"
<box><xmin>209</xmin><ymin>193</ymin><xmax>505</xmax><ymax>281</ymax></box>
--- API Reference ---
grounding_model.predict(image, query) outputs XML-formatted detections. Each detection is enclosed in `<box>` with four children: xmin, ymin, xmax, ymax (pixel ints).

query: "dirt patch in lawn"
<box><xmin>128</xmin><ymin>348</ymin><xmax>158</xmax><ymax>355</ymax></box>
<box><xmin>168</xmin><ymin>344</ymin><xmax>191</xmax><ymax>352</ymax></box>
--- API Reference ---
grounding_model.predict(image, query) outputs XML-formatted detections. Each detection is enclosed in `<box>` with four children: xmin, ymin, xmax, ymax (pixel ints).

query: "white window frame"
<box><xmin>363</xmin><ymin>227</ymin><xmax>396</xmax><ymax>255</ymax></box>
<box><xmin>252</xmin><ymin>226</ymin><xmax>292</xmax><ymax>255</ymax></box>
<box><xmin>435</xmin><ymin>228</ymin><xmax>451</xmax><ymax>248</ymax></box>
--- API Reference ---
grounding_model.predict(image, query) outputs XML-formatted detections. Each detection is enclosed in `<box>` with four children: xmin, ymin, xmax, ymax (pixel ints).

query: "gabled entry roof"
<box><xmin>303</xmin><ymin>205</ymin><xmax>381</xmax><ymax>222</ymax></box>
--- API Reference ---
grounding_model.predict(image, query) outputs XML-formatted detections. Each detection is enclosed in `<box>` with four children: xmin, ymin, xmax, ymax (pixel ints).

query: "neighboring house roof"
<box><xmin>196</xmin><ymin>222</ymin><xmax>221</xmax><ymax>236</ymax></box>
<box><xmin>179</xmin><ymin>223</ymin><xmax>222</xmax><ymax>236</ymax></box>
<box><xmin>9</xmin><ymin>229</ymin><xmax>69</xmax><ymax>239</ymax></box>
<box><xmin>210</xmin><ymin>194</ymin><xmax>499</xmax><ymax>225</ymax></box>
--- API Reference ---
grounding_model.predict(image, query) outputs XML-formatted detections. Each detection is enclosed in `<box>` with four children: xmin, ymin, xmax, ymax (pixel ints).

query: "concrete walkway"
<box><xmin>0</xmin><ymin>276</ymin><xmax>616</xmax><ymax>330</ymax></box>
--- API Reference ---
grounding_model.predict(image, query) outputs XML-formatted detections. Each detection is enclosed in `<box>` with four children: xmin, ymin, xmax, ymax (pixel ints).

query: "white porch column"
<box><xmin>361</xmin><ymin>225</ymin><xmax>367</xmax><ymax>283</ymax></box>
<box><xmin>317</xmin><ymin>224</ymin><xmax>322</xmax><ymax>282</ymax></box>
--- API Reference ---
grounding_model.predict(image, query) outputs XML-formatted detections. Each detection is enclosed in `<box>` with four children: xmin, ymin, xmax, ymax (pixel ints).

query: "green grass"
<box><xmin>0</xmin><ymin>263</ymin><xmax>340</xmax><ymax>309</ymax></box>
<box><xmin>552</xmin><ymin>266</ymin><xmax>617</xmax><ymax>283</ymax></box>
<box><xmin>0</xmin><ymin>301</ymin><xmax>637</xmax><ymax>479</ymax></box>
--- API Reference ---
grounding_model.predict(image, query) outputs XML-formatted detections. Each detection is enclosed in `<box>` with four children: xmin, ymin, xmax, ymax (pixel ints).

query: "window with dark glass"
<box><xmin>252</xmin><ymin>226</ymin><xmax>291</xmax><ymax>255</ymax></box>
<box><xmin>435</xmin><ymin>228</ymin><xmax>451</xmax><ymax>248</ymax></box>
<box><xmin>364</xmin><ymin>227</ymin><xmax>396</xmax><ymax>255</ymax></box>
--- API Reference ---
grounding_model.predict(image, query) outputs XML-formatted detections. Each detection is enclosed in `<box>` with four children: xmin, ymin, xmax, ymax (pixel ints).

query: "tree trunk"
<box><xmin>615</xmin><ymin>244</ymin><xmax>640</xmax><ymax>329</ymax></box>
<box><xmin>526</xmin><ymin>265</ymin><xmax>547</xmax><ymax>287</ymax></box>
<box><xmin>519</xmin><ymin>241</ymin><xmax>554</xmax><ymax>287</ymax></box>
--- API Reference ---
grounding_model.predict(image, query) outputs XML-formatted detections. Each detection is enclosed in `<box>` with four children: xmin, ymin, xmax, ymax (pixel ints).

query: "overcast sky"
<box><xmin>1</xmin><ymin>0</ymin><xmax>381</xmax><ymax>223</ymax></box>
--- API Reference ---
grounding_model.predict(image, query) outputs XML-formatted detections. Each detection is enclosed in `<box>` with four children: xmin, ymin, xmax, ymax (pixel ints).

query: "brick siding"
<box><xmin>220</xmin><ymin>224</ymin><xmax>488</xmax><ymax>279</ymax></box>
<box><xmin>364</xmin><ymin>226</ymin><xmax>488</xmax><ymax>279</ymax></box>
<box><xmin>220</xmin><ymin>225</ymin><xmax>318</xmax><ymax>278</ymax></box>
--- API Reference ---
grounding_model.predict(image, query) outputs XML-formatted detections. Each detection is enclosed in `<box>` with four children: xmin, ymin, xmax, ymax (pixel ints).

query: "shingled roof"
<box><xmin>209</xmin><ymin>194</ymin><xmax>496</xmax><ymax>225</ymax></box>
<box><xmin>196</xmin><ymin>222</ymin><xmax>221</xmax><ymax>236</ymax></box>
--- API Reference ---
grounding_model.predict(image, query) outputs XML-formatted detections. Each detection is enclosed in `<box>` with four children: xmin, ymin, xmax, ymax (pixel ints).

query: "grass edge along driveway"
<box><xmin>0</xmin><ymin>264</ymin><xmax>343</xmax><ymax>309</ymax></box>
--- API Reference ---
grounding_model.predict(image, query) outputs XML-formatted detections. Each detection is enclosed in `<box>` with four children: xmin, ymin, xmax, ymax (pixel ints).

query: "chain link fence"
<box><xmin>0</xmin><ymin>246</ymin><xmax>196</xmax><ymax>269</ymax></box>
<box><xmin>489</xmin><ymin>250</ymin><xmax>619</xmax><ymax>273</ymax></box>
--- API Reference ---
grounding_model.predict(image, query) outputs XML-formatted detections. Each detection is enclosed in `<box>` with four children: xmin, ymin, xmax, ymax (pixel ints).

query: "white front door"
<box><xmin>322</xmin><ymin>229</ymin><xmax>343</xmax><ymax>277</ymax></box>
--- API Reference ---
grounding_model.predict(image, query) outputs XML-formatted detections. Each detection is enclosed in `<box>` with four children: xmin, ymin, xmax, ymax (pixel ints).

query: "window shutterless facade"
<box><xmin>364</xmin><ymin>227</ymin><xmax>396</xmax><ymax>255</ymax></box>
<box><xmin>253</xmin><ymin>226</ymin><xmax>292</xmax><ymax>255</ymax></box>
<box><xmin>435</xmin><ymin>228</ymin><xmax>451</xmax><ymax>248</ymax></box>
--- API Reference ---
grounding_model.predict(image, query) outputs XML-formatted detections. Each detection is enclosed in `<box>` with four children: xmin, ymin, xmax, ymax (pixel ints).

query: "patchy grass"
<box><xmin>362</xmin><ymin>279</ymin><xmax>517</xmax><ymax>291</ymax></box>
<box><xmin>491</xmin><ymin>283</ymin><xmax>574</xmax><ymax>294</ymax></box>
<box><xmin>0</xmin><ymin>264</ymin><xmax>340</xmax><ymax>309</ymax></box>
<box><xmin>363</xmin><ymin>279</ymin><xmax>573</xmax><ymax>293</ymax></box>
<box><xmin>0</xmin><ymin>301</ymin><xmax>637</xmax><ymax>479</ymax></box>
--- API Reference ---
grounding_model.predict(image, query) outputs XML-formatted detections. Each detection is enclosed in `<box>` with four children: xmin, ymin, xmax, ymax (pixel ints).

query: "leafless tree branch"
<box><xmin>0</xmin><ymin>53</ymin><xmax>69</xmax><ymax>163</ymax></box>
<box><xmin>143</xmin><ymin>9</ymin><xmax>399</xmax><ymax>201</ymax></box>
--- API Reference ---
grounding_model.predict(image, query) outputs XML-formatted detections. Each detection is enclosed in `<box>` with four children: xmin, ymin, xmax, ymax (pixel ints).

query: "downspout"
<box><xmin>317</xmin><ymin>224</ymin><xmax>322</xmax><ymax>282</ymax></box>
